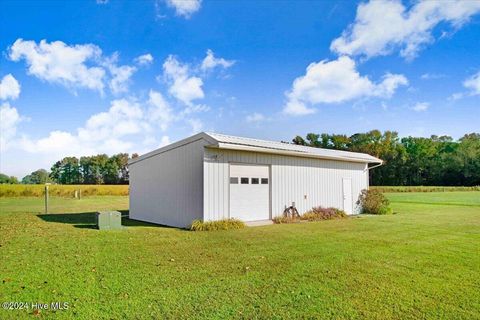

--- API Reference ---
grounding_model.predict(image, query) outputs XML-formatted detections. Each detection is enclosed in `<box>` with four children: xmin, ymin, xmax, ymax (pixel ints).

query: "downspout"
<box><xmin>365</xmin><ymin>161</ymin><xmax>383</xmax><ymax>191</ymax></box>
<box><xmin>368</xmin><ymin>161</ymin><xmax>383</xmax><ymax>171</ymax></box>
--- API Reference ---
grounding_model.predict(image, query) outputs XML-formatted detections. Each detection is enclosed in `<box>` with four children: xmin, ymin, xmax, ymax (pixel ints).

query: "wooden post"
<box><xmin>79</xmin><ymin>189</ymin><xmax>81</xmax><ymax>200</ymax></box>
<box><xmin>44</xmin><ymin>183</ymin><xmax>51</xmax><ymax>214</ymax></box>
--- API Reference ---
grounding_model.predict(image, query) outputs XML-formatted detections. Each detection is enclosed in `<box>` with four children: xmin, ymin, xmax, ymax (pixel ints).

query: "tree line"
<box><xmin>1</xmin><ymin>153</ymin><xmax>138</xmax><ymax>185</ymax></box>
<box><xmin>292</xmin><ymin>130</ymin><xmax>480</xmax><ymax>186</ymax></box>
<box><xmin>2</xmin><ymin>131</ymin><xmax>479</xmax><ymax>186</ymax></box>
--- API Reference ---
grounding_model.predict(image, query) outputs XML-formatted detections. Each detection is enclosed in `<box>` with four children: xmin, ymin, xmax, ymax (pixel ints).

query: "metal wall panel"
<box><xmin>129</xmin><ymin>138</ymin><xmax>207</xmax><ymax>228</ymax></box>
<box><xmin>203</xmin><ymin>148</ymin><xmax>368</xmax><ymax>221</ymax></box>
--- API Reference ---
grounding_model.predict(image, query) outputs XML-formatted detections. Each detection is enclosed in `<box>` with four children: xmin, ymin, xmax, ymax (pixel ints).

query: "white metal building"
<box><xmin>128</xmin><ymin>132</ymin><xmax>382</xmax><ymax>228</ymax></box>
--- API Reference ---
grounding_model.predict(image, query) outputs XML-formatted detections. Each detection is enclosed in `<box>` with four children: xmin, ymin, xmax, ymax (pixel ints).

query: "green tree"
<box><xmin>292</xmin><ymin>130</ymin><xmax>480</xmax><ymax>186</ymax></box>
<box><xmin>50</xmin><ymin>157</ymin><xmax>81</xmax><ymax>184</ymax></box>
<box><xmin>22</xmin><ymin>169</ymin><xmax>51</xmax><ymax>184</ymax></box>
<box><xmin>0</xmin><ymin>173</ymin><xmax>19</xmax><ymax>184</ymax></box>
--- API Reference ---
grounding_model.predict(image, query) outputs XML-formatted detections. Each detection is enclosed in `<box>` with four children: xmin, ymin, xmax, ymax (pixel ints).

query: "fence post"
<box><xmin>44</xmin><ymin>183</ymin><xmax>51</xmax><ymax>214</ymax></box>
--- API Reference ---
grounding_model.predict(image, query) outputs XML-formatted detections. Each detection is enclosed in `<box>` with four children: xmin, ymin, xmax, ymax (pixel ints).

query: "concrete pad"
<box><xmin>245</xmin><ymin>220</ymin><xmax>274</xmax><ymax>227</ymax></box>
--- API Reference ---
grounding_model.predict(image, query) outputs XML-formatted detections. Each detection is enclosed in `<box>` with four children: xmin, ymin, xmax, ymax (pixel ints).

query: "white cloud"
<box><xmin>0</xmin><ymin>74</ymin><xmax>21</xmax><ymax>100</ymax></box>
<box><xmin>181</xmin><ymin>103</ymin><xmax>210</xmax><ymax>116</ymax></box>
<box><xmin>102</xmin><ymin>53</ymin><xmax>137</xmax><ymax>94</ymax></box>
<box><xmin>109</xmin><ymin>64</ymin><xmax>136</xmax><ymax>94</ymax></box>
<box><xmin>162</xmin><ymin>55</ymin><xmax>204</xmax><ymax>106</ymax></box>
<box><xmin>0</xmin><ymin>102</ymin><xmax>23</xmax><ymax>151</ymax></box>
<box><xmin>9</xmin><ymin>39</ymin><xmax>106</xmax><ymax>92</ymax></box>
<box><xmin>412</xmin><ymin>102</ymin><xmax>429</xmax><ymax>112</ymax></box>
<box><xmin>76</xmin><ymin>99</ymin><xmax>146</xmax><ymax>146</ymax></box>
<box><xmin>449</xmin><ymin>92</ymin><xmax>464</xmax><ymax>101</ymax></box>
<box><xmin>463</xmin><ymin>71</ymin><xmax>480</xmax><ymax>95</ymax></box>
<box><xmin>420</xmin><ymin>73</ymin><xmax>445</xmax><ymax>80</ymax></box>
<box><xmin>4</xmin><ymin>90</ymin><xmax>195</xmax><ymax>166</ymax></box>
<box><xmin>187</xmin><ymin>118</ymin><xmax>203</xmax><ymax>133</ymax></box>
<box><xmin>246</xmin><ymin>112</ymin><xmax>266</xmax><ymax>123</ymax></box>
<box><xmin>2</xmin><ymin>86</ymin><xmax>212</xmax><ymax>177</ymax></box>
<box><xmin>9</xmin><ymin>39</ymin><xmax>142</xmax><ymax>95</ymax></box>
<box><xmin>147</xmin><ymin>90</ymin><xmax>173</xmax><ymax>130</ymax></box>
<box><xmin>283</xmin><ymin>56</ymin><xmax>408</xmax><ymax>115</ymax></box>
<box><xmin>330</xmin><ymin>0</ymin><xmax>480</xmax><ymax>60</ymax></box>
<box><xmin>159</xmin><ymin>135</ymin><xmax>171</xmax><ymax>147</ymax></box>
<box><xmin>200</xmin><ymin>49</ymin><xmax>235</xmax><ymax>72</ymax></box>
<box><xmin>15</xmin><ymin>99</ymin><xmax>152</xmax><ymax>157</ymax></box>
<box><xmin>135</xmin><ymin>53</ymin><xmax>154</xmax><ymax>66</ymax></box>
<box><xmin>165</xmin><ymin>0</ymin><xmax>201</xmax><ymax>18</ymax></box>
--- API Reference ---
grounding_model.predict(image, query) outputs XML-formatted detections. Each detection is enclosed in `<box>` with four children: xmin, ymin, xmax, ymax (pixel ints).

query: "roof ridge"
<box><xmin>206</xmin><ymin>132</ymin><xmax>379</xmax><ymax>159</ymax></box>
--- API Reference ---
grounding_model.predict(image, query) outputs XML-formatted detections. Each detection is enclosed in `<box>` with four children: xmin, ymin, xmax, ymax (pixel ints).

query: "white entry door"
<box><xmin>229</xmin><ymin>164</ymin><xmax>270</xmax><ymax>221</ymax></box>
<box><xmin>342</xmin><ymin>178</ymin><xmax>353</xmax><ymax>215</ymax></box>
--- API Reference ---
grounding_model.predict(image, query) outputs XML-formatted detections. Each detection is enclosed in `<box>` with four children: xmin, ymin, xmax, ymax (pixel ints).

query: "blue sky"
<box><xmin>1</xmin><ymin>0</ymin><xmax>479</xmax><ymax>178</ymax></box>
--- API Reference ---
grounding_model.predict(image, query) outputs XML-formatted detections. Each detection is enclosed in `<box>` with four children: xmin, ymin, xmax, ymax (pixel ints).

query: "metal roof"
<box><xmin>129</xmin><ymin>132</ymin><xmax>383</xmax><ymax>165</ymax></box>
<box><xmin>204</xmin><ymin>132</ymin><xmax>382</xmax><ymax>164</ymax></box>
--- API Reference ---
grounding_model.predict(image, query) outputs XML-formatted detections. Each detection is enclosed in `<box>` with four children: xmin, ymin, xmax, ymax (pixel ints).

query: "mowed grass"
<box><xmin>0</xmin><ymin>193</ymin><xmax>479</xmax><ymax>319</ymax></box>
<box><xmin>386</xmin><ymin>191</ymin><xmax>480</xmax><ymax>206</ymax></box>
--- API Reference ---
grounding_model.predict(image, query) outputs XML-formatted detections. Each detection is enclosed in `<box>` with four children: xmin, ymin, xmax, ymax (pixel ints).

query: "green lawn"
<box><xmin>1</xmin><ymin>193</ymin><xmax>479</xmax><ymax>319</ymax></box>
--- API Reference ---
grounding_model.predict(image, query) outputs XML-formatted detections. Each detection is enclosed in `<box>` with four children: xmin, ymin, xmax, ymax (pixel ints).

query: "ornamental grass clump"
<box><xmin>301</xmin><ymin>207</ymin><xmax>347</xmax><ymax>221</ymax></box>
<box><xmin>190</xmin><ymin>219</ymin><xmax>245</xmax><ymax>231</ymax></box>
<box><xmin>357</xmin><ymin>189</ymin><xmax>393</xmax><ymax>215</ymax></box>
<box><xmin>272</xmin><ymin>216</ymin><xmax>299</xmax><ymax>224</ymax></box>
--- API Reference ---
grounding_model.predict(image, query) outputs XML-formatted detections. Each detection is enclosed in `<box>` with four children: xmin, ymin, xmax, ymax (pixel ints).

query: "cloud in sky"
<box><xmin>0</xmin><ymin>74</ymin><xmax>21</xmax><ymax>100</ymax></box>
<box><xmin>412</xmin><ymin>102</ymin><xmax>429</xmax><ymax>112</ymax></box>
<box><xmin>165</xmin><ymin>0</ymin><xmax>202</xmax><ymax>18</ymax></box>
<box><xmin>158</xmin><ymin>135</ymin><xmax>171</xmax><ymax>147</ymax></box>
<box><xmin>135</xmin><ymin>53</ymin><xmax>154</xmax><ymax>66</ymax></box>
<box><xmin>283</xmin><ymin>56</ymin><xmax>408</xmax><ymax>115</ymax></box>
<box><xmin>463</xmin><ymin>71</ymin><xmax>480</xmax><ymax>95</ymax></box>
<box><xmin>162</xmin><ymin>55</ymin><xmax>204</xmax><ymax>106</ymax></box>
<box><xmin>10</xmin><ymin>92</ymin><xmax>179</xmax><ymax>159</ymax></box>
<box><xmin>246</xmin><ymin>112</ymin><xmax>266</xmax><ymax>123</ymax></box>
<box><xmin>9</xmin><ymin>39</ymin><xmax>140</xmax><ymax>95</ymax></box>
<box><xmin>9</xmin><ymin>39</ymin><xmax>106</xmax><ymax>92</ymax></box>
<box><xmin>330</xmin><ymin>0</ymin><xmax>480</xmax><ymax>60</ymax></box>
<box><xmin>102</xmin><ymin>53</ymin><xmax>137</xmax><ymax>95</ymax></box>
<box><xmin>420</xmin><ymin>73</ymin><xmax>446</xmax><ymax>80</ymax></box>
<box><xmin>3</xmin><ymin>87</ymin><xmax>200</xmax><ymax>164</ymax></box>
<box><xmin>0</xmin><ymin>102</ymin><xmax>23</xmax><ymax>151</ymax></box>
<box><xmin>147</xmin><ymin>90</ymin><xmax>174</xmax><ymax>131</ymax></box>
<box><xmin>201</xmin><ymin>49</ymin><xmax>235</xmax><ymax>72</ymax></box>
<box><xmin>3</xmin><ymin>44</ymin><xmax>235</xmax><ymax>176</ymax></box>
<box><xmin>187</xmin><ymin>118</ymin><xmax>203</xmax><ymax>133</ymax></box>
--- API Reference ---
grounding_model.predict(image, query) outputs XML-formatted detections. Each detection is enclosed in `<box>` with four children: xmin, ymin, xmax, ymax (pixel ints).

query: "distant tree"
<box><xmin>50</xmin><ymin>157</ymin><xmax>81</xmax><ymax>184</ymax></box>
<box><xmin>293</xmin><ymin>130</ymin><xmax>480</xmax><ymax>186</ymax></box>
<box><xmin>50</xmin><ymin>153</ymin><xmax>135</xmax><ymax>184</ymax></box>
<box><xmin>455</xmin><ymin>133</ymin><xmax>480</xmax><ymax>186</ymax></box>
<box><xmin>292</xmin><ymin>136</ymin><xmax>307</xmax><ymax>146</ymax></box>
<box><xmin>111</xmin><ymin>153</ymin><xmax>130</xmax><ymax>184</ymax></box>
<box><xmin>22</xmin><ymin>169</ymin><xmax>51</xmax><ymax>184</ymax></box>
<box><xmin>0</xmin><ymin>173</ymin><xmax>19</xmax><ymax>184</ymax></box>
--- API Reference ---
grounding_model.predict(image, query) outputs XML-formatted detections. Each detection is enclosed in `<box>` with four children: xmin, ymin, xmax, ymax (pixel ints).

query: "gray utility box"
<box><xmin>96</xmin><ymin>211</ymin><xmax>122</xmax><ymax>230</ymax></box>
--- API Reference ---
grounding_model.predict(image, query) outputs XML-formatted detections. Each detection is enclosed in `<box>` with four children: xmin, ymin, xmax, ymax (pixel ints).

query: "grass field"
<box><xmin>1</xmin><ymin>192</ymin><xmax>479</xmax><ymax>319</ymax></box>
<box><xmin>372</xmin><ymin>186</ymin><xmax>480</xmax><ymax>193</ymax></box>
<box><xmin>0</xmin><ymin>184</ymin><xmax>129</xmax><ymax>198</ymax></box>
<box><xmin>1</xmin><ymin>184</ymin><xmax>477</xmax><ymax>198</ymax></box>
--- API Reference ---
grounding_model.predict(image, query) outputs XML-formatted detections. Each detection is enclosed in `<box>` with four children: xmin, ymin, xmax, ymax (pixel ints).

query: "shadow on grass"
<box><xmin>37</xmin><ymin>210</ymin><xmax>165</xmax><ymax>229</ymax></box>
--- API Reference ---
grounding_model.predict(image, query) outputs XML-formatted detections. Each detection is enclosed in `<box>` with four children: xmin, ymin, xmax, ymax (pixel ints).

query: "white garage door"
<box><xmin>229</xmin><ymin>164</ymin><xmax>270</xmax><ymax>221</ymax></box>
